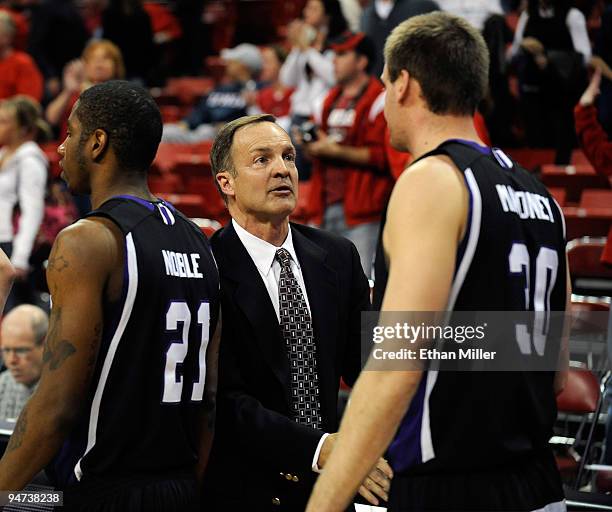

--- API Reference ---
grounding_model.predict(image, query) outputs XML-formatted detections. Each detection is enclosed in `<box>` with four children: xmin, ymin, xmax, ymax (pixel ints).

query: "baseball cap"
<box><xmin>221</xmin><ymin>44</ymin><xmax>263</xmax><ymax>74</ymax></box>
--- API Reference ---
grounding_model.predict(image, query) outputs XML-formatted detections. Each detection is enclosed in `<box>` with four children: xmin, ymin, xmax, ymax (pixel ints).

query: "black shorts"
<box><xmin>388</xmin><ymin>454</ymin><xmax>564</xmax><ymax>511</ymax></box>
<box><xmin>61</xmin><ymin>474</ymin><xmax>199</xmax><ymax>512</ymax></box>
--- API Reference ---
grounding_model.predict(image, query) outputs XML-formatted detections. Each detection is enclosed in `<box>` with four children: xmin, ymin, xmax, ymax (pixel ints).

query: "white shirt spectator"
<box><xmin>0</xmin><ymin>141</ymin><xmax>47</xmax><ymax>270</ymax></box>
<box><xmin>280</xmin><ymin>48</ymin><xmax>336</xmax><ymax>118</ymax></box>
<box><xmin>437</xmin><ymin>0</ymin><xmax>503</xmax><ymax>30</ymax></box>
<box><xmin>509</xmin><ymin>7</ymin><xmax>592</xmax><ymax>64</ymax></box>
<box><xmin>0</xmin><ymin>369</ymin><xmax>36</xmax><ymax>420</ymax></box>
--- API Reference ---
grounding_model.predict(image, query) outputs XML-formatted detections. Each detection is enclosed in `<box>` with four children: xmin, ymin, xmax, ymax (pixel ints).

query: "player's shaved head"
<box><xmin>75</xmin><ymin>80</ymin><xmax>162</xmax><ymax>173</ymax></box>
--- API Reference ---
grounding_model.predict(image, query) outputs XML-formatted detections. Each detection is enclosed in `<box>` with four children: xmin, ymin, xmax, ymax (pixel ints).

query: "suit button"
<box><xmin>285</xmin><ymin>473</ymin><xmax>293</xmax><ymax>480</ymax></box>
<box><xmin>292</xmin><ymin>475</ymin><xmax>299</xmax><ymax>482</ymax></box>
<box><xmin>272</xmin><ymin>497</ymin><xmax>281</xmax><ymax>506</ymax></box>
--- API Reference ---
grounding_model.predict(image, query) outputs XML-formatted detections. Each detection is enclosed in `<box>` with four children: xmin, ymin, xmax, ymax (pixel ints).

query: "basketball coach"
<box><xmin>203</xmin><ymin>114</ymin><xmax>392</xmax><ymax>511</ymax></box>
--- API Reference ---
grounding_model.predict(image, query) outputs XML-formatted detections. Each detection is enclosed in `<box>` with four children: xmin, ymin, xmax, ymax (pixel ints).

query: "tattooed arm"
<box><xmin>195</xmin><ymin>309</ymin><xmax>222</xmax><ymax>483</ymax></box>
<box><xmin>0</xmin><ymin>218</ymin><xmax>122</xmax><ymax>490</ymax></box>
<box><xmin>0</xmin><ymin>248</ymin><xmax>15</xmax><ymax>313</ymax></box>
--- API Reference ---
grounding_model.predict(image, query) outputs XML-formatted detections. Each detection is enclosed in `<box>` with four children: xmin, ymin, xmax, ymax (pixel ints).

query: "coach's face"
<box><xmin>224</xmin><ymin>122</ymin><xmax>298</xmax><ymax>223</ymax></box>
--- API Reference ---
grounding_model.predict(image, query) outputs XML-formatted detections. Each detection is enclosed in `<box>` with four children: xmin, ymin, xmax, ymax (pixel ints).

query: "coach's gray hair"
<box><xmin>210</xmin><ymin>114</ymin><xmax>277</xmax><ymax>202</ymax></box>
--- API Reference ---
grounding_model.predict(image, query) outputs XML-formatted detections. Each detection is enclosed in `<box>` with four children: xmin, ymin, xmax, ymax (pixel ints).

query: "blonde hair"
<box><xmin>0</xmin><ymin>96</ymin><xmax>52</xmax><ymax>143</ymax></box>
<box><xmin>82</xmin><ymin>39</ymin><xmax>126</xmax><ymax>80</ymax></box>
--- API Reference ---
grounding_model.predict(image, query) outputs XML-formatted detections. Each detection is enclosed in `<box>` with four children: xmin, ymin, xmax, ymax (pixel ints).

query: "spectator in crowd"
<box><xmin>360</xmin><ymin>0</ymin><xmax>439</xmax><ymax>77</ymax></box>
<box><xmin>162</xmin><ymin>43</ymin><xmax>263</xmax><ymax>143</ymax></box>
<box><xmin>302</xmin><ymin>32</ymin><xmax>393</xmax><ymax>274</ymax></box>
<box><xmin>0</xmin><ymin>3</ymin><xmax>28</xmax><ymax>51</ymax></box>
<box><xmin>46</xmin><ymin>40</ymin><xmax>126</xmax><ymax>140</ymax></box>
<box><xmin>101</xmin><ymin>0</ymin><xmax>155</xmax><ymax>83</ymax></box>
<box><xmin>25</xmin><ymin>180</ymin><xmax>78</xmax><ymax>303</ymax></box>
<box><xmin>280</xmin><ymin>0</ymin><xmax>348</xmax><ymax>179</ymax></box>
<box><xmin>0</xmin><ymin>11</ymin><xmax>43</xmax><ymax>102</ymax></box>
<box><xmin>0</xmin><ymin>305</ymin><xmax>48</xmax><ymax>420</ymax></box>
<box><xmin>245</xmin><ymin>45</ymin><xmax>294</xmax><ymax>131</ymax></box>
<box><xmin>575</xmin><ymin>67</ymin><xmax>612</xmax><ymax>177</ymax></box>
<box><xmin>38</xmin><ymin>180</ymin><xmax>78</xmax><ymax>250</ymax></box>
<box><xmin>575</xmin><ymin>68</ymin><xmax>612</xmax><ymax>270</ymax></box>
<box><xmin>592</xmin><ymin>0</ymin><xmax>612</xmax><ymax>137</ymax></box>
<box><xmin>509</xmin><ymin>0</ymin><xmax>591</xmax><ymax>163</ymax></box>
<box><xmin>0</xmin><ymin>96</ymin><xmax>49</xmax><ymax>312</ymax></box>
<box><xmin>26</xmin><ymin>0</ymin><xmax>89</xmax><ymax>98</ymax></box>
<box><xmin>339</xmin><ymin>0</ymin><xmax>363</xmax><ymax>31</ymax></box>
<box><xmin>436</xmin><ymin>0</ymin><xmax>503</xmax><ymax>30</ymax></box>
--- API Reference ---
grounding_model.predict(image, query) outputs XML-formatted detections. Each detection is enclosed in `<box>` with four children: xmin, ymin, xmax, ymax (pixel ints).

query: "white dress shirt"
<box><xmin>232</xmin><ymin>219</ymin><xmax>329</xmax><ymax>472</ymax></box>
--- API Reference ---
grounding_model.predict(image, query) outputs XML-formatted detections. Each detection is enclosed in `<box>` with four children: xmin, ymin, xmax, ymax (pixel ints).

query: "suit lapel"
<box><xmin>217</xmin><ymin>224</ymin><xmax>291</xmax><ymax>398</ymax></box>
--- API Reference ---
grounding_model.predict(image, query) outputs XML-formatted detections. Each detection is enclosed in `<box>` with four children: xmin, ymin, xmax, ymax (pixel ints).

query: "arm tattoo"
<box><xmin>5</xmin><ymin>404</ymin><xmax>29</xmax><ymax>454</ymax></box>
<box><xmin>42</xmin><ymin>306</ymin><xmax>76</xmax><ymax>371</ymax></box>
<box><xmin>47</xmin><ymin>254</ymin><xmax>69</xmax><ymax>273</ymax></box>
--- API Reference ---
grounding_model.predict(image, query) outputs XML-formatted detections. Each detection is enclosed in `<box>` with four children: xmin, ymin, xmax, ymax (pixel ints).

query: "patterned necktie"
<box><xmin>276</xmin><ymin>248</ymin><xmax>322</xmax><ymax>429</ymax></box>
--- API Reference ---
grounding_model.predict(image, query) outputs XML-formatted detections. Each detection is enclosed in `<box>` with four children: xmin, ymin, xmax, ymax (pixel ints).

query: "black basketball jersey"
<box><xmin>47</xmin><ymin>196</ymin><xmax>220</xmax><ymax>488</ymax></box>
<box><xmin>373</xmin><ymin>140</ymin><xmax>567</xmax><ymax>477</ymax></box>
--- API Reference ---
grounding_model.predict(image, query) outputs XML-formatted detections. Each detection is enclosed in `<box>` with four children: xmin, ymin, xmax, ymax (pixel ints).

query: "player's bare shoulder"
<box><xmin>47</xmin><ymin>217</ymin><xmax>125</xmax><ymax>301</ymax></box>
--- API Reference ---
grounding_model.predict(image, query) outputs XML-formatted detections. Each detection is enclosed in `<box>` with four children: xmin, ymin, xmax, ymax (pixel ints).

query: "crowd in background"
<box><xmin>0</xmin><ymin>0</ymin><xmax>610</xmax><ymax>410</ymax></box>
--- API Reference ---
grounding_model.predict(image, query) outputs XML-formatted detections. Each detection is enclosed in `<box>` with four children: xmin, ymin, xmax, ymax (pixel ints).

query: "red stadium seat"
<box><xmin>557</xmin><ymin>368</ymin><xmax>600</xmax><ymax>414</ymax></box>
<box><xmin>555</xmin><ymin>367</ymin><xmax>603</xmax><ymax>486</ymax></box>
<box><xmin>542</xmin><ymin>164</ymin><xmax>611</xmax><ymax>204</ymax></box>
<box><xmin>149</xmin><ymin>174</ymin><xmax>183</xmax><ymax>194</ymax></box>
<box><xmin>571</xmin><ymin>149</ymin><xmax>592</xmax><ymax>166</ymax></box>
<box><xmin>503</xmin><ymin>148</ymin><xmax>555</xmax><ymax>171</ymax></box>
<box><xmin>562</xmin><ymin>207</ymin><xmax>612</xmax><ymax>240</ymax></box>
<box><xmin>156</xmin><ymin>193</ymin><xmax>207</xmax><ymax>218</ymax></box>
<box><xmin>191</xmin><ymin>218</ymin><xmax>222</xmax><ymax>238</ymax></box>
<box><xmin>548</xmin><ymin>187</ymin><xmax>567</xmax><ymax>207</ymax></box>
<box><xmin>184</xmin><ymin>176</ymin><xmax>228</xmax><ymax>222</ymax></box>
<box><xmin>580</xmin><ymin>189</ymin><xmax>612</xmax><ymax>209</ymax></box>
<box><xmin>567</xmin><ymin>237</ymin><xmax>612</xmax><ymax>296</ymax></box>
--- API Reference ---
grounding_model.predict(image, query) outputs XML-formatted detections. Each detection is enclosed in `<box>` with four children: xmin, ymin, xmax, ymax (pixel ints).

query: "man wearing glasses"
<box><xmin>0</xmin><ymin>305</ymin><xmax>48</xmax><ymax>419</ymax></box>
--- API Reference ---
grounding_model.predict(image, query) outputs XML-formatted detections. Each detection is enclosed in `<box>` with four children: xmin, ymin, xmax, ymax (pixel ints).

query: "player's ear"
<box><xmin>91</xmin><ymin>128</ymin><xmax>108</xmax><ymax>161</ymax></box>
<box><xmin>216</xmin><ymin>171</ymin><xmax>235</xmax><ymax>198</ymax></box>
<box><xmin>395</xmin><ymin>69</ymin><xmax>411</xmax><ymax>103</ymax></box>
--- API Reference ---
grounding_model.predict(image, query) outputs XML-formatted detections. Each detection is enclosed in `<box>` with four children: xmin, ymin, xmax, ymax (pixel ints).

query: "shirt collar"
<box><xmin>232</xmin><ymin>219</ymin><xmax>300</xmax><ymax>276</ymax></box>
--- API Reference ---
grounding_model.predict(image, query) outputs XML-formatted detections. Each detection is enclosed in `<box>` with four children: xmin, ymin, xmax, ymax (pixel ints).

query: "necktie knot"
<box><xmin>276</xmin><ymin>248</ymin><xmax>292</xmax><ymax>270</ymax></box>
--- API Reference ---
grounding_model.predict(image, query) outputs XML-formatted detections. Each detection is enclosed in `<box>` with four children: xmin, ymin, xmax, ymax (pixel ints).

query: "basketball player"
<box><xmin>307</xmin><ymin>12</ymin><xmax>571</xmax><ymax>512</ymax></box>
<box><xmin>0</xmin><ymin>248</ymin><xmax>14</xmax><ymax>313</ymax></box>
<box><xmin>0</xmin><ymin>81</ymin><xmax>221</xmax><ymax>512</ymax></box>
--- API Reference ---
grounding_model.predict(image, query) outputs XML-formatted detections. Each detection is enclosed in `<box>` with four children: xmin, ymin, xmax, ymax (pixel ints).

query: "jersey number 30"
<box><xmin>163</xmin><ymin>301</ymin><xmax>210</xmax><ymax>403</ymax></box>
<box><xmin>509</xmin><ymin>243</ymin><xmax>558</xmax><ymax>355</ymax></box>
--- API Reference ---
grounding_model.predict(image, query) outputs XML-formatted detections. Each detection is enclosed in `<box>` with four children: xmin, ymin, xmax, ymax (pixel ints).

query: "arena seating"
<box><xmin>555</xmin><ymin>366</ymin><xmax>603</xmax><ymax>487</ymax></box>
<box><xmin>567</xmin><ymin>237</ymin><xmax>612</xmax><ymax>296</ymax></box>
<box><xmin>542</xmin><ymin>165</ymin><xmax>611</xmax><ymax>204</ymax></box>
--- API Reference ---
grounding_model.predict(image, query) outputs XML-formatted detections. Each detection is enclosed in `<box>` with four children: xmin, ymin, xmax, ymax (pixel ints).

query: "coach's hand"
<box><xmin>357</xmin><ymin>457</ymin><xmax>393</xmax><ymax>506</ymax></box>
<box><xmin>317</xmin><ymin>434</ymin><xmax>393</xmax><ymax>505</ymax></box>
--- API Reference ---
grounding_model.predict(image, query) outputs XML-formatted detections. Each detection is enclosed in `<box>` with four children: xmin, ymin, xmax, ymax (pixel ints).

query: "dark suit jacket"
<box><xmin>204</xmin><ymin>222</ymin><xmax>370</xmax><ymax>511</ymax></box>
